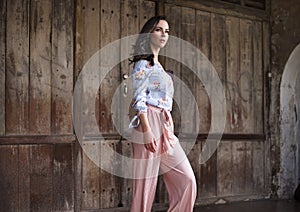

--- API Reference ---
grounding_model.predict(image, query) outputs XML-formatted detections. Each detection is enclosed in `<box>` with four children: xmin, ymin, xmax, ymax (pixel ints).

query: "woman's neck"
<box><xmin>151</xmin><ymin>46</ymin><xmax>160</xmax><ymax>64</ymax></box>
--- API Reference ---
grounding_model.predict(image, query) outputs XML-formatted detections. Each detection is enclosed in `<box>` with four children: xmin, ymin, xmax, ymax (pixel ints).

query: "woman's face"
<box><xmin>150</xmin><ymin>20</ymin><xmax>169</xmax><ymax>50</ymax></box>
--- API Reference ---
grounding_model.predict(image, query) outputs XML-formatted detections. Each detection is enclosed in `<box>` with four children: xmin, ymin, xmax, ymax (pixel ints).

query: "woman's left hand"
<box><xmin>143</xmin><ymin>130</ymin><xmax>157</xmax><ymax>152</ymax></box>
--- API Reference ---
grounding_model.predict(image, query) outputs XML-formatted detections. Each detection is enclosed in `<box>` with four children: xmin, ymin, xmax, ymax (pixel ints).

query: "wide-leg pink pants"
<box><xmin>130</xmin><ymin>105</ymin><xmax>197</xmax><ymax>212</ymax></box>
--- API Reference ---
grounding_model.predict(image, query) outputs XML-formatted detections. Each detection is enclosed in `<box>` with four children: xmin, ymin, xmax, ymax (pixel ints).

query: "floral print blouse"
<box><xmin>132</xmin><ymin>60</ymin><xmax>174</xmax><ymax>114</ymax></box>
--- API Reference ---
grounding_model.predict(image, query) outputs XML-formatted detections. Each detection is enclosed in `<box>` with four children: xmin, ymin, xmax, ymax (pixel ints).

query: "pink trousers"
<box><xmin>130</xmin><ymin>105</ymin><xmax>197</xmax><ymax>212</ymax></box>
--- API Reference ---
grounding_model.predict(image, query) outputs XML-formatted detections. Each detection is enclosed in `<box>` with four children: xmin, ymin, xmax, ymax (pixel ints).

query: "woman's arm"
<box><xmin>131</xmin><ymin>61</ymin><xmax>157</xmax><ymax>152</ymax></box>
<box><xmin>139</xmin><ymin>113</ymin><xmax>157</xmax><ymax>152</ymax></box>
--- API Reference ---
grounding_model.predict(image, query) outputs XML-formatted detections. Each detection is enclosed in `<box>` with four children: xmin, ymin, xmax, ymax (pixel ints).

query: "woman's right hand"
<box><xmin>143</xmin><ymin>130</ymin><xmax>157</xmax><ymax>153</ymax></box>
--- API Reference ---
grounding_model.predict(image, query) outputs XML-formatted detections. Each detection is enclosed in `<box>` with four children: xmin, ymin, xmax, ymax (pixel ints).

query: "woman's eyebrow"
<box><xmin>156</xmin><ymin>26</ymin><xmax>169</xmax><ymax>30</ymax></box>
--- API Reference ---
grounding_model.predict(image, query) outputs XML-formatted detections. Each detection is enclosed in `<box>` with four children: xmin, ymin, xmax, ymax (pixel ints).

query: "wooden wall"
<box><xmin>0</xmin><ymin>0</ymin><xmax>270</xmax><ymax>211</ymax></box>
<box><xmin>0</xmin><ymin>0</ymin><xmax>75</xmax><ymax>211</ymax></box>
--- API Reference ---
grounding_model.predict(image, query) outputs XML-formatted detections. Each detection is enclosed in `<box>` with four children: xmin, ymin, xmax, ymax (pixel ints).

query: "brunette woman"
<box><xmin>129</xmin><ymin>15</ymin><xmax>197</xmax><ymax>212</ymax></box>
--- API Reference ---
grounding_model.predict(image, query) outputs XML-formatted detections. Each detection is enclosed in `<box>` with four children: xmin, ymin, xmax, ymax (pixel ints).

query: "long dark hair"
<box><xmin>129</xmin><ymin>15</ymin><xmax>168</xmax><ymax>66</ymax></box>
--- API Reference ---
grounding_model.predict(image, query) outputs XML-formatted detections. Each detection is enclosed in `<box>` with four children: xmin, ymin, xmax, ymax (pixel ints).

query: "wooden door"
<box><xmin>74</xmin><ymin>0</ymin><xmax>156</xmax><ymax>210</ymax></box>
<box><xmin>75</xmin><ymin>0</ymin><xmax>270</xmax><ymax>210</ymax></box>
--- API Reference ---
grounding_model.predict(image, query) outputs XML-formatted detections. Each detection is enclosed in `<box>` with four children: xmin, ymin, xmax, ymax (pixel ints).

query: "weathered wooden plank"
<box><xmin>29</xmin><ymin>0</ymin><xmax>52</xmax><ymax>134</ymax></box>
<box><xmin>262</xmin><ymin>21</ymin><xmax>270</xmax><ymax>194</ymax></box>
<box><xmin>74</xmin><ymin>1</ymin><xmax>84</xmax><ymax>209</ymax></box>
<box><xmin>239</xmin><ymin>19</ymin><xmax>254</xmax><ymax>133</ymax></box>
<box><xmin>18</xmin><ymin>145</ymin><xmax>30</xmax><ymax>211</ymax></box>
<box><xmin>80</xmin><ymin>0</ymin><xmax>100</xmax><ymax>137</ymax></box>
<box><xmin>0</xmin><ymin>145</ymin><xmax>19</xmax><ymax>211</ymax></box>
<box><xmin>217</xmin><ymin>140</ymin><xmax>233</xmax><ymax>196</ymax></box>
<box><xmin>99</xmin><ymin>1</ymin><xmax>121</xmax><ymax>207</ymax></box>
<box><xmin>100</xmin><ymin>140</ymin><xmax>120</xmax><ymax>208</ymax></box>
<box><xmin>74</xmin><ymin>139</ymin><xmax>83</xmax><ymax>211</ymax></box>
<box><xmin>211</xmin><ymin>12</ymin><xmax>226</xmax><ymax>82</ymax></box>
<box><xmin>121</xmin><ymin>0</ymin><xmax>138</xmax><ymax>36</ymax></box>
<box><xmin>163</xmin><ymin>0</ymin><xmax>269</xmax><ymax>21</ymax></box>
<box><xmin>99</xmin><ymin>0</ymin><xmax>121</xmax><ymax>134</ymax></box>
<box><xmin>139</xmin><ymin>0</ymin><xmax>155</xmax><ymax>29</ymax></box>
<box><xmin>225</xmin><ymin>16</ymin><xmax>242</xmax><ymax>133</ymax></box>
<box><xmin>218</xmin><ymin>140</ymin><xmax>260</xmax><ymax>196</ymax></box>
<box><xmin>75</xmin><ymin>0</ymin><xmax>84</xmax><ymax>79</ymax></box>
<box><xmin>6</xmin><ymin>0</ymin><xmax>30</xmax><ymax>135</ymax></box>
<box><xmin>200</xmin><ymin>139</ymin><xmax>217</xmax><ymax>198</ymax></box>
<box><xmin>164</xmin><ymin>4</ymin><xmax>181</xmax><ymax>133</ymax></box>
<box><xmin>181</xmin><ymin>7</ymin><xmax>197</xmax><ymax>134</ymax></box>
<box><xmin>187</xmin><ymin>140</ymin><xmax>201</xmax><ymax>200</ymax></box>
<box><xmin>195</xmin><ymin>10</ymin><xmax>211</xmax><ymax>134</ymax></box>
<box><xmin>119</xmin><ymin>0</ymin><xmax>137</xmax><ymax>135</ymax></box>
<box><xmin>252</xmin><ymin>20</ymin><xmax>263</xmax><ymax>134</ymax></box>
<box><xmin>30</xmin><ymin>145</ymin><xmax>53</xmax><ymax>211</ymax></box>
<box><xmin>0</xmin><ymin>0</ymin><xmax>6</xmax><ymax>135</ymax></box>
<box><xmin>120</xmin><ymin>140</ymin><xmax>133</xmax><ymax>207</ymax></box>
<box><xmin>51</xmin><ymin>0</ymin><xmax>74</xmax><ymax>134</ymax></box>
<box><xmin>252</xmin><ymin>140</ymin><xmax>264</xmax><ymax>193</ymax></box>
<box><xmin>0</xmin><ymin>134</ymin><xmax>76</xmax><ymax>145</ymax></box>
<box><xmin>119</xmin><ymin>1</ymin><xmax>137</xmax><ymax>206</ymax></box>
<box><xmin>231</xmin><ymin>141</ymin><xmax>246</xmax><ymax>194</ymax></box>
<box><xmin>245</xmin><ymin>0</ymin><xmax>265</xmax><ymax>10</ymax></box>
<box><xmin>210</xmin><ymin>13</ymin><xmax>226</xmax><ymax>132</ymax></box>
<box><xmin>82</xmin><ymin>141</ymin><xmax>100</xmax><ymax>209</ymax></box>
<box><xmin>53</xmin><ymin>144</ymin><xmax>74</xmax><ymax>211</ymax></box>
<box><xmin>244</xmin><ymin>142</ymin><xmax>254</xmax><ymax>193</ymax></box>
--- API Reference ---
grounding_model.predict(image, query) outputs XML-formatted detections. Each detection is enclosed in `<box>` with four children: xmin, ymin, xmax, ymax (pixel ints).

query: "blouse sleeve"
<box><xmin>131</xmin><ymin>60</ymin><xmax>150</xmax><ymax>114</ymax></box>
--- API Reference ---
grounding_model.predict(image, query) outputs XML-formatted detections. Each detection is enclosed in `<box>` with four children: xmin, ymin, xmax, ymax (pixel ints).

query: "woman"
<box><xmin>129</xmin><ymin>16</ymin><xmax>197</xmax><ymax>212</ymax></box>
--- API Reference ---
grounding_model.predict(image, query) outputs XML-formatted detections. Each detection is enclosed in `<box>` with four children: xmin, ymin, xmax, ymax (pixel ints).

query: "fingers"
<box><xmin>144</xmin><ymin>140</ymin><xmax>157</xmax><ymax>152</ymax></box>
<box><xmin>143</xmin><ymin>130</ymin><xmax>157</xmax><ymax>152</ymax></box>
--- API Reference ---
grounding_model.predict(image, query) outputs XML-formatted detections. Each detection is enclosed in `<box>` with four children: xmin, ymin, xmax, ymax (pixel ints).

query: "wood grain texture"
<box><xmin>79</xmin><ymin>0</ymin><xmax>100</xmax><ymax>138</ymax></box>
<box><xmin>225</xmin><ymin>16</ymin><xmax>242</xmax><ymax>133</ymax></box>
<box><xmin>99</xmin><ymin>0</ymin><xmax>121</xmax><ymax>134</ymax></box>
<box><xmin>120</xmin><ymin>140</ymin><xmax>133</xmax><ymax>207</ymax></box>
<box><xmin>0</xmin><ymin>145</ymin><xmax>19</xmax><ymax>211</ymax></box>
<box><xmin>195</xmin><ymin>10</ymin><xmax>211</xmax><ymax>133</ymax></box>
<box><xmin>29</xmin><ymin>0</ymin><xmax>52</xmax><ymax>134</ymax></box>
<box><xmin>119</xmin><ymin>0</ymin><xmax>138</xmax><ymax>136</ymax></box>
<box><xmin>0</xmin><ymin>0</ymin><xmax>270</xmax><ymax>210</ymax></box>
<box><xmin>187</xmin><ymin>140</ymin><xmax>201</xmax><ymax>200</ymax></box>
<box><xmin>6</xmin><ymin>0</ymin><xmax>30</xmax><ymax>135</ymax></box>
<box><xmin>200</xmin><ymin>140</ymin><xmax>218</xmax><ymax>198</ymax></box>
<box><xmin>181</xmin><ymin>7</ymin><xmax>197</xmax><ymax>134</ymax></box>
<box><xmin>82</xmin><ymin>140</ymin><xmax>100</xmax><ymax>209</ymax></box>
<box><xmin>164</xmin><ymin>3</ymin><xmax>182</xmax><ymax>133</ymax></box>
<box><xmin>0</xmin><ymin>0</ymin><xmax>6</xmax><ymax>135</ymax></box>
<box><xmin>51</xmin><ymin>0</ymin><xmax>74</xmax><ymax>134</ymax></box>
<box><xmin>100</xmin><ymin>140</ymin><xmax>119</xmax><ymax>208</ymax></box>
<box><xmin>239</xmin><ymin>19</ymin><xmax>254</xmax><ymax>133</ymax></box>
<box><xmin>18</xmin><ymin>145</ymin><xmax>30</xmax><ymax>211</ymax></box>
<box><xmin>164</xmin><ymin>0</ymin><xmax>268</xmax><ymax>21</ymax></box>
<box><xmin>53</xmin><ymin>144</ymin><xmax>74</xmax><ymax>211</ymax></box>
<box><xmin>217</xmin><ymin>140</ymin><xmax>233</xmax><ymax>196</ymax></box>
<box><xmin>30</xmin><ymin>145</ymin><xmax>53</xmax><ymax>211</ymax></box>
<box><xmin>210</xmin><ymin>13</ymin><xmax>227</xmax><ymax>133</ymax></box>
<box><xmin>252</xmin><ymin>21</ymin><xmax>263</xmax><ymax>134</ymax></box>
<box><xmin>262</xmin><ymin>21</ymin><xmax>271</xmax><ymax>194</ymax></box>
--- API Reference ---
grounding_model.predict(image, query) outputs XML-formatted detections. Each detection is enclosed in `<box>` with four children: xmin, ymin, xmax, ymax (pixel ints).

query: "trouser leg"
<box><xmin>130</xmin><ymin>142</ymin><xmax>161</xmax><ymax>212</ymax></box>
<box><xmin>130</xmin><ymin>108</ymin><xmax>162</xmax><ymax>212</ymax></box>
<box><xmin>160</xmin><ymin>142</ymin><xmax>197</xmax><ymax>212</ymax></box>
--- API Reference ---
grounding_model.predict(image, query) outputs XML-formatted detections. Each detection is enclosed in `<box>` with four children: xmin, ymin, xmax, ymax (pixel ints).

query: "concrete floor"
<box><xmin>193</xmin><ymin>199</ymin><xmax>300</xmax><ymax>212</ymax></box>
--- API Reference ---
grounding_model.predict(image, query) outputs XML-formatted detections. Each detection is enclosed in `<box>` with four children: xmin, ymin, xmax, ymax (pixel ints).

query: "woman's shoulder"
<box><xmin>134</xmin><ymin>59</ymin><xmax>152</xmax><ymax>69</ymax></box>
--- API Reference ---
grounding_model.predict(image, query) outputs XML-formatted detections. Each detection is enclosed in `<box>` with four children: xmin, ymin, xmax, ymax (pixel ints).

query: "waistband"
<box><xmin>147</xmin><ymin>104</ymin><xmax>168</xmax><ymax>112</ymax></box>
<box><xmin>129</xmin><ymin>104</ymin><xmax>169</xmax><ymax>128</ymax></box>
